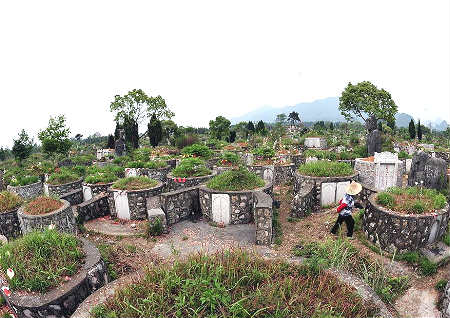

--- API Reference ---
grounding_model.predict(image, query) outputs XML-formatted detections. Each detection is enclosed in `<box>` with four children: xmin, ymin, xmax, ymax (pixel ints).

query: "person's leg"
<box><xmin>331</xmin><ymin>215</ymin><xmax>344</xmax><ymax>234</ymax></box>
<box><xmin>344</xmin><ymin>215</ymin><xmax>355</xmax><ymax>237</ymax></box>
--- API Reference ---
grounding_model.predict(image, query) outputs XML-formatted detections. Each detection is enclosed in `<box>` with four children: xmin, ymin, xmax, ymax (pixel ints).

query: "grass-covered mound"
<box><xmin>47</xmin><ymin>169</ymin><xmax>79</xmax><ymax>185</ymax></box>
<box><xmin>171</xmin><ymin>158</ymin><xmax>212</xmax><ymax>178</ymax></box>
<box><xmin>207</xmin><ymin>168</ymin><xmax>265</xmax><ymax>191</ymax></box>
<box><xmin>112</xmin><ymin>176</ymin><xmax>158</xmax><ymax>191</ymax></box>
<box><xmin>8</xmin><ymin>175</ymin><xmax>40</xmax><ymax>187</ymax></box>
<box><xmin>84</xmin><ymin>173</ymin><xmax>118</xmax><ymax>184</ymax></box>
<box><xmin>181</xmin><ymin>143</ymin><xmax>213</xmax><ymax>159</ymax></box>
<box><xmin>127</xmin><ymin>160</ymin><xmax>168</xmax><ymax>169</ymax></box>
<box><xmin>92</xmin><ymin>251</ymin><xmax>377</xmax><ymax>318</ymax></box>
<box><xmin>0</xmin><ymin>229</ymin><xmax>84</xmax><ymax>292</ymax></box>
<box><xmin>0</xmin><ymin>191</ymin><xmax>23</xmax><ymax>213</ymax></box>
<box><xmin>376</xmin><ymin>186</ymin><xmax>447</xmax><ymax>214</ymax></box>
<box><xmin>304</xmin><ymin>149</ymin><xmax>358</xmax><ymax>161</ymax></box>
<box><xmin>298</xmin><ymin>161</ymin><xmax>354</xmax><ymax>177</ymax></box>
<box><xmin>217</xmin><ymin>151</ymin><xmax>240</xmax><ymax>166</ymax></box>
<box><xmin>24</xmin><ymin>196</ymin><xmax>63</xmax><ymax>215</ymax></box>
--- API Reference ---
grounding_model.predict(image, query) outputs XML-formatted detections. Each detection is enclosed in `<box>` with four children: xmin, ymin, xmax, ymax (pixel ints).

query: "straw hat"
<box><xmin>346</xmin><ymin>181</ymin><xmax>362</xmax><ymax>195</ymax></box>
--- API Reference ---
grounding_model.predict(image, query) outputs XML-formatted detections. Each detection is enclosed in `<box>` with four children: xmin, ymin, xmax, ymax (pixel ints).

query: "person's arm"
<box><xmin>337</xmin><ymin>199</ymin><xmax>348</xmax><ymax>213</ymax></box>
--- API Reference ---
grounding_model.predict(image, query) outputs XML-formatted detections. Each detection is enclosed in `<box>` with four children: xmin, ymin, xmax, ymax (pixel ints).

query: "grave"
<box><xmin>304</xmin><ymin>137</ymin><xmax>327</xmax><ymax>149</ymax></box>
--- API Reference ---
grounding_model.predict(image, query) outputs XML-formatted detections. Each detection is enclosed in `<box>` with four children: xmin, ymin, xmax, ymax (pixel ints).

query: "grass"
<box><xmin>217</xmin><ymin>151</ymin><xmax>240</xmax><ymax>166</ymax></box>
<box><xmin>252</xmin><ymin>146</ymin><xmax>275</xmax><ymax>159</ymax></box>
<box><xmin>298</xmin><ymin>161</ymin><xmax>354</xmax><ymax>177</ymax></box>
<box><xmin>127</xmin><ymin>160</ymin><xmax>168</xmax><ymax>169</ymax></box>
<box><xmin>84</xmin><ymin>172</ymin><xmax>118</xmax><ymax>184</ymax></box>
<box><xmin>395</xmin><ymin>251</ymin><xmax>438</xmax><ymax>276</ymax></box>
<box><xmin>146</xmin><ymin>217</ymin><xmax>163</xmax><ymax>237</ymax></box>
<box><xmin>181</xmin><ymin>143</ymin><xmax>213</xmax><ymax>159</ymax></box>
<box><xmin>376</xmin><ymin>186</ymin><xmax>447</xmax><ymax>214</ymax></box>
<box><xmin>47</xmin><ymin>169</ymin><xmax>79</xmax><ymax>185</ymax></box>
<box><xmin>8</xmin><ymin>175</ymin><xmax>40</xmax><ymax>187</ymax></box>
<box><xmin>304</xmin><ymin>150</ymin><xmax>358</xmax><ymax>161</ymax></box>
<box><xmin>272</xmin><ymin>208</ymin><xmax>283</xmax><ymax>245</ymax></box>
<box><xmin>293</xmin><ymin>238</ymin><xmax>409</xmax><ymax>303</ymax></box>
<box><xmin>97</xmin><ymin>243</ymin><xmax>119</xmax><ymax>281</ymax></box>
<box><xmin>0</xmin><ymin>191</ymin><xmax>23</xmax><ymax>213</ymax></box>
<box><xmin>207</xmin><ymin>167</ymin><xmax>265</xmax><ymax>191</ymax></box>
<box><xmin>24</xmin><ymin>196</ymin><xmax>63</xmax><ymax>215</ymax></box>
<box><xmin>0</xmin><ymin>229</ymin><xmax>84</xmax><ymax>292</ymax></box>
<box><xmin>112</xmin><ymin>176</ymin><xmax>158</xmax><ymax>190</ymax></box>
<box><xmin>91</xmin><ymin>250</ymin><xmax>377</xmax><ymax>318</ymax></box>
<box><xmin>171</xmin><ymin>158</ymin><xmax>212</xmax><ymax>178</ymax></box>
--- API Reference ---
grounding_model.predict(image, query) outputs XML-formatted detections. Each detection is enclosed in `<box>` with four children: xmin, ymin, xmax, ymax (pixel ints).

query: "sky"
<box><xmin>0</xmin><ymin>0</ymin><xmax>449</xmax><ymax>147</ymax></box>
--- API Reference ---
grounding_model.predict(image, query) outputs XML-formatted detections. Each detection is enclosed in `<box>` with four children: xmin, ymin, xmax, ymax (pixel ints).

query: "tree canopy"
<box><xmin>209</xmin><ymin>116</ymin><xmax>231</xmax><ymax>140</ymax></box>
<box><xmin>38</xmin><ymin>115</ymin><xmax>72</xmax><ymax>157</ymax></box>
<box><xmin>12</xmin><ymin>129</ymin><xmax>34</xmax><ymax>163</ymax></box>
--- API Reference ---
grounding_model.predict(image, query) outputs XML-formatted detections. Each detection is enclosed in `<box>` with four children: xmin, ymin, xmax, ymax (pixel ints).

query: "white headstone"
<box><xmin>321</xmin><ymin>182</ymin><xmax>337</xmax><ymax>207</ymax></box>
<box><xmin>374</xmin><ymin>152</ymin><xmax>398</xmax><ymax>164</ymax></box>
<box><xmin>83</xmin><ymin>185</ymin><xmax>93</xmax><ymax>201</ymax></box>
<box><xmin>428</xmin><ymin>219</ymin><xmax>440</xmax><ymax>244</ymax></box>
<box><xmin>114</xmin><ymin>191</ymin><xmax>131</xmax><ymax>220</ymax></box>
<box><xmin>335</xmin><ymin>181</ymin><xmax>350</xmax><ymax>204</ymax></box>
<box><xmin>375</xmin><ymin>163</ymin><xmax>396</xmax><ymax>190</ymax></box>
<box><xmin>212</xmin><ymin>193</ymin><xmax>230</xmax><ymax>225</ymax></box>
<box><xmin>263</xmin><ymin>168</ymin><xmax>274</xmax><ymax>182</ymax></box>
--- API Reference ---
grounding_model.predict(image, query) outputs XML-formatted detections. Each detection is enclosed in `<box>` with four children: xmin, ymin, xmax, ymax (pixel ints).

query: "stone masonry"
<box><xmin>0</xmin><ymin>208</ymin><xmax>22</xmax><ymax>239</ymax></box>
<box><xmin>7</xmin><ymin>181</ymin><xmax>43</xmax><ymax>200</ymax></box>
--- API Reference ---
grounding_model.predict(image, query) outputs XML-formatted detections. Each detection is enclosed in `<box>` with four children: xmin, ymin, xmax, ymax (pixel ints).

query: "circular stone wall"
<box><xmin>7</xmin><ymin>181</ymin><xmax>43</xmax><ymax>200</ymax></box>
<box><xmin>139</xmin><ymin>166</ymin><xmax>171</xmax><ymax>182</ymax></box>
<box><xmin>82</xmin><ymin>182</ymin><xmax>114</xmax><ymax>201</ymax></box>
<box><xmin>363</xmin><ymin>193</ymin><xmax>450</xmax><ymax>253</ymax></box>
<box><xmin>166</xmin><ymin>172</ymin><xmax>215</xmax><ymax>192</ymax></box>
<box><xmin>17</xmin><ymin>199</ymin><xmax>76</xmax><ymax>234</ymax></box>
<box><xmin>47</xmin><ymin>178</ymin><xmax>83</xmax><ymax>197</ymax></box>
<box><xmin>199</xmin><ymin>181</ymin><xmax>273</xmax><ymax>225</ymax></box>
<box><xmin>2</xmin><ymin>238</ymin><xmax>108</xmax><ymax>318</ymax></box>
<box><xmin>247</xmin><ymin>165</ymin><xmax>274</xmax><ymax>183</ymax></box>
<box><xmin>107</xmin><ymin>181</ymin><xmax>164</xmax><ymax>220</ymax></box>
<box><xmin>0</xmin><ymin>208</ymin><xmax>22</xmax><ymax>239</ymax></box>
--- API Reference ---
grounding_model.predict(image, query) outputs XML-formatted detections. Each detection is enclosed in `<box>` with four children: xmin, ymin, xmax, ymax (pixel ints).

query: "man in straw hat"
<box><xmin>330</xmin><ymin>181</ymin><xmax>364</xmax><ymax>239</ymax></box>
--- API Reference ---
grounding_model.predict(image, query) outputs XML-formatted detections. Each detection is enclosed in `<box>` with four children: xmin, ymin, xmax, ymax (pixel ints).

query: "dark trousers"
<box><xmin>331</xmin><ymin>214</ymin><xmax>354</xmax><ymax>237</ymax></box>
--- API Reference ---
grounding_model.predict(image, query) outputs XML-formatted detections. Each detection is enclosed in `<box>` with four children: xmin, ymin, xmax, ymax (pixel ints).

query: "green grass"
<box><xmin>0</xmin><ymin>191</ymin><xmax>23</xmax><ymax>213</ymax></box>
<box><xmin>84</xmin><ymin>172</ymin><xmax>118</xmax><ymax>184</ymax></box>
<box><xmin>97</xmin><ymin>243</ymin><xmax>118</xmax><ymax>281</ymax></box>
<box><xmin>304</xmin><ymin>150</ymin><xmax>358</xmax><ymax>161</ymax></box>
<box><xmin>8</xmin><ymin>175</ymin><xmax>40</xmax><ymax>187</ymax></box>
<box><xmin>395</xmin><ymin>252</ymin><xmax>438</xmax><ymax>276</ymax></box>
<box><xmin>298</xmin><ymin>161</ymin><xmax>354</xmax><ymax>177</ymax></box>
<box><xmin>47</xmin><ymin>169</ymin><xmax>79</xmax><ymax>185</ymax></box>
<box><xmin>0</xmin><ymin>229</ymin><xmax>84</xmax><ymax>292</ymax></box>
<box><xmin>207</xmin><ymin>168</ymin><xmax>264</xmax><ymax>191</ymax></box>
<box><xmin>91</xmin><ymin>250</ymin><xmax>378</xmax><ymax>318</ymax></box>
<box><xmin>171</xmin><ymin>158</ymin><xmax>212</xmax><ymax>178</ymax></box>
<box><xmin>272</xmin><ymin>208</ymin><xmax>283</xmax><ymax>245</ymax></box>
<box><xmin>181</xmin><ymin>143</ymin><xmax>213</xmax><ymax>159</ymax></box>
<box><xmin>127</xmin><ymin>160</ymin><xmax>168</xmax><ymax>169</ymax></box>
<box><xmin>252</xmin><ymin>146</ymin><xmax>275</xmax><ymax>159</ymax></box>
<box><xmin>217</xmin><ymin>151</ymin><xmax>240</xmax><ymax>166</ymax></box>
<box><xmin>436</xmin><ymin>279</ymin><xmax>448</xmax><ymax>292</ymax></box>
<box><xmin>112</xmin><ymin>176</ymin><xmax>158</xmax><ymax>190</ymax></box>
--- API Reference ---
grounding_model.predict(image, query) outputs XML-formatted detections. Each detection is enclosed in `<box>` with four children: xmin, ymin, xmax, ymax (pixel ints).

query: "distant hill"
<box><xmin>232</xmin><ymin>97</ymin><xmax>419</xmax><ymax>128</ymax></box>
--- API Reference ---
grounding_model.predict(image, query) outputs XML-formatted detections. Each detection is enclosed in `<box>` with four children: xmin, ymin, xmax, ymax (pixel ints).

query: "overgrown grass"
<box><xmin>24</xmin><ymin>196</ymin><xmax>63</xmax><ymax>215</ymax></box>
<box><xmin>0</xmin><ymin>191</ymin><xmax>23</xmax><ymax>213</ymax></box>
<box><xmin>395</xmin><ymin>252</ymin><xmax>438</xmax><ymax>276</ymax></box>
<box><xmin>0</xmin><ymin>229</ymin><xmax>84</xmax><ymax>292</ymax></box>
<box><xmin>304</xmin><ymin>150</ymin><xmax>358</xmax><ymax>161</ymax></box>
<box><xmin>47</xmin><ymin>169</ymin><xmax>79</xmax><ymax>185</ymax></box>
<box><xmin>127</xmin><ymin>160</ymin><xmax>168</xmax><ymax>169</ymax></box>
<box><xmin>84</xmin><ymin>172</ymin><xmax>118</xmax><ymax>184</ymax></box>
<box><xmin>181</xmin><ymin>143</ymin><xmax>213</xmax><ymax>159</ymax></box>
<box><xmin>207</xmin><ymin>168</ymin><xmax>265</xmax><ymax>191</ymax></box>
<box><xmin>8</xmin><ymin>175</ymin><xmax>40</xmax><ymax>187</ymax></box>
<box><xmin>217</xmin><ymin>151</ymin><xmax>240</xmax><ymax>166</ymax></box>
<box><xmin>91</xmin><ymin>250</ymin><xmax>378</xmax><ymax>318</ymax></box>
<box><xmin>293</xmin><ymin>238</ymin><xmax>409</xmax><ymax>303</ymax></box>
<box><xmin>112</xmin><ymin>177</ymin><xmax>158</xmax><ymax>190</ymax></box>
<box><xmin>171</xmin><ymin>158</ymin><xmax>212</xmax><ymax>178</ymax></box>
<box><xmin>97</xmin><ymin>243</ymin><xmax>119</xmax><ymax>281</ymax></box>
<box><xmin>298</xmin><ymin>161</ymin><xmax>354</xmax><ymax>177</ymax></box>
<box><xmin>376</xmin><ymin>186</ymin><xmax>447</xmax><ymax>214</ymax></box>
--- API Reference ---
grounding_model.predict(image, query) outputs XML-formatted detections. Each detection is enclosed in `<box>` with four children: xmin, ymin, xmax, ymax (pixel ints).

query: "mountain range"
<box><xmin>231</xmin><ymin>97</ymin><xmax>449</xmax><ymax>131</ymax></box>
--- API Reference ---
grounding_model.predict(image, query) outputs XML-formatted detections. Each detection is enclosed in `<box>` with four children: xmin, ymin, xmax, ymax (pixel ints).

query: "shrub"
<box><xmin>112</xmin><ymin>177</ymin><xmax>158</xmax><ymax>190</ymax></box>
<box><xmin>436</xmin><ymin>279</ymin><xmax>448</xmax><ymax>292</ymax></box>
<box><xmin>175</xmin><ymin>134</ymin><xmax>199</xmax><ymax>149</ymax></box>
<box><xmin>181</xmin><ymin>143</ymin><xmax>213</xmax><ymax>159</ymax></box>
<box><xmin>298</xmin><ymin>161</ymin><xmax>354</xmax><ymax>177</ymax></box>
<box><xmin>112</xmin><ymin>155</ymin><xmax>131</xmax><ymax>166</ymax></box>
<box><xmin>207</xmin><ymin>168</ymin><xmax>264</xmax><ymax>191</ymax></box>
<box><xmin>171</xmin><ymin>158</ymin><xmax>212</xmax><ymax>178</ymax></box>
<box><xmin>217</xmin><ymin>152</ymin><xmax>240</xmax><ymax>166</ymax></box>
<box><xmin>0</xmin><ymin>229</ymin><xmax>84</xmax><ymax>292</ymax></box>
<box><xmin>147</xmin><ymin>218</ymin><xmax>163</xmax><ymax>237</ymax></box>
<box><xmin>0</xmin><ymin>191</ymin><xmax>23</xmax><ymax>213</ymax></box>
<box><xmin>398</xmin><ymin>151</ymin><xmax>411</xmax><ymax>159</ymax></box>
<box><xmin>252</xmin><ymin>146</ymin><xmax>275</xmax><ymax>159</ymax></box>
<box><xmin>376</xmin><ymin>193</ymin><xmax>395</xmax><ymax>209</ymax></box>
<box><xmin>24</xmin><ymin>196</ymin><xmax>63</xmax><ymax>215</ymax></box>
<box><xmin>47</xmin><ymin>169</ymin><xmax>79</xmax><ymax>185</ymax></box>
<box><xmin>71</xmin><ymin>165</ymin><xmax>87</xmax><ymax>177</ymax></box>
<box><xmin>354</xmin><ymin>145</ymin><xmax>368</xmax><ymax>158</ymax></box>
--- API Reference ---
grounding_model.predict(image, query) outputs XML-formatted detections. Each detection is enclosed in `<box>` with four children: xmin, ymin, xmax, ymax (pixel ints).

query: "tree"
<box><xmin>229</xmin><ymin>130</ymin><xmax>236</xmax><ymax>143</ymax></box>
<box><xmin>417</xmin><ymin>119</ymin><xmax>423</xmax><ymax>141</ymax></box>
<box><xmin>38</xmin><ymin>115</ymin><xmax>72</xmax><ymax>157</ymax></box>
<box><xmin>209</xmin><ymin>116</ymin><xmax>231</xmax><ymax>140</ymax></box>
<box><xmin>162</xmin><ymin>120</ymin><xmax>179</xmax><ymax>145</ymax></box>
<box><xmin>246</xmin><ymin>121</ymin><xmax>255</xmax><ymax>136</ymax></box>
<box><xmin>288</xmin><ymin>112</ymin><xmax>301</xmax><ymax>126</ymax></box>
<box><xmin>377</xmin><ymin>121</ymin><xmax>383</xmax><ymax>132</ymax></box>
<box><xmin>12</xmin><ymin>129</ymin><xmax>33</xmax><ymax>163</ymax></box>
<box><xmin>114</xmin><ymin>122</ymin><xmax>122</xmax><ymax>140</ymax></box>
<box><xmin>256</xmin><ymin>120</ymin><xmax>266</xmax><ymax>134</ymax></box>
<box><xmin>0</xmin><ymin>148</ymin><xmax>10</xmax><ymax>161</ymax></box>
<box><xmin>339</xmin><ymin>81</ymin><xmax>398</xmax><ymax>130</ymax></box>
<box><xmin>123</xmin><ymin>116</ymin><xmax>139</xmax><ymax>149</ymax></box>
<box><xmin>106</xmin><ymin>134</ymin><xmax>115</xmax><ymax>149</ymax></box>
<box><xmin>329</xmin><ymin>122</ymin><xmax>334</xmax><ymax>130</ymax></box>
<box><xmin>275</xmin><ymin>113</ymin><xmax>287</xmax><ymax>125</ymax></box>
<box><xmin>408</xmin><ymin>119</ymin><xmax>416</xmax><ymax>139</ymax></box>
<box><xmin>148</xmin><ymin>114</ymin><xmax>163</xmax><ymax>147</ymax></box>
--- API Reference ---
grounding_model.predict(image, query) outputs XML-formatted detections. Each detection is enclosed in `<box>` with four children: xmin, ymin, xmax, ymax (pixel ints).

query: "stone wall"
<box><xmin>47</xmin><ymin>178</ymin><xmax>83</xmax><ymax>197</ymax></box>
<box><xmin>247</xmin><ymin>165</ymin><xmax>274</xmax><ymax>183</ymax></box>
<box><xmin>363</xmin><ymin>194</ymin><xmax>450</xmax><ymax>253</ymax></box>
<box><xmin>7</xmin><ymin>181</ymin><xmax>43</xmax><ymax>200</ymax></box>
<box><xmin>60</xmin><ymin>189</ymin><xmax>84</xmax><ymax>206</ymax></box>
<box><xmin>2</xmin><ymin>239</ymin><xmax>108</xmax><ymax>318</ymax></box>
<box><xmin>355</xmin><ymin>159</ymin><xmax>376</xmax><ymax>188</ymax></box>
<box><xmin>76</xmin><ymin>193</ymin><xmax>110</xmax><ymax>223</ymax></box>
<box><xmin>140</xmin><ymin>166</ymin><xmax>171</xmax><ymax>183</ymax></box>
<box><xmin>274</xmin><ymin>164</ymin><xmax>295</xmax><ymax>185</ymax></box>
<box><xmin>435</xmin><ymin>152</ymin><xmax>450</xmax><ymax>165</ymax></box>
<box><xmin>18</xmin><ymin>200</ymin><xmax>76</xmax><ymax>234</ymax></box>
<box><xmin>83</xmin><ymin>182</ymin><xmax>113</xmax><ymax>197</ymax></box>
<box><xmin>357</xmin><ymin>185</ymin><xmax>378</xmax><ymax>207</ymax></box>
<box><xmin>441</xmin><ymin>280</ymin><xmax>450</xmax><ymax>318</ymax></box>
<box><xmin>160</xmin><ymin>186</ymin><xmax>199</xmax><ymax>225</ymax></box>
<box><xmin>254</xmin><ymin>191</ymin><xmax>273</xmax><ymax>245</ymax></box>
<box><xmin>165</xmin><ymin>173</ymin><xmax>215</xmax><ymax>192</ymax></box>
<box><xmin>290</xmin><ymin>184</ymin><xmax>316</xmax><ymax>218</ymax></box>
<box><xmin>0</xmin><ymin>208</ymin><xmax>22</xmax><ymax>239</ymax></box>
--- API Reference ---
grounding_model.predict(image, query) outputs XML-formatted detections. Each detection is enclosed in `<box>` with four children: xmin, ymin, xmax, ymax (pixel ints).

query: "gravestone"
<box><xmin>244</xmin><ymin>153</ymin><xmax>254</xmax><ymax>166</ymax></box>
<box><xmin>263</xmin><ymin>168</ymin><xmax>274</xmax><ymax>182</ymax></box>
<box><xmin>114</xmin><ymin>191</ymin><xmax>130</xmax><ymax>219</ymax></box>
<box><xmin>335</xmin><ymin>181</ymin><xmax>350</xmax><ymax>204</ymax></box>
<box><xmin>125</xmin><ymin>168</ymin><xmax>138</xmax><ymax>178</ymax></box>
<box><xmin>211</xmin><ymin>193</ymin><xmax>230</xmax><ymax>225</ymax></box>
<box><xmin>321</xmin><ymin>182</ymin><xmax>337</xmax><ymax>206</ymax></box>
<box><xmin>82</xmin><ymin>185</ymin><xmax>93</xmax><ymax>201</ymax></box>
<box><xmin>408</xmin><ymin>151</ymin><xmax>447</xmax><ymax>190</ymax></box>
<box><xmin>115</xmin><ymin>129</ymin><xmax>126</xmax><ymax>157</ymax></box>
<box><xmin>374</xmin><ymin>152</ymin><xmax>400</xmax><ymax>191</ymax></box>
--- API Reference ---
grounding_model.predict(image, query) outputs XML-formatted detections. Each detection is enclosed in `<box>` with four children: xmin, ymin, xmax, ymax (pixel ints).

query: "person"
<box><xmin>330</xmin><ymin>181</ymin><xmax>364</xmax><ymax>239</ymax></box>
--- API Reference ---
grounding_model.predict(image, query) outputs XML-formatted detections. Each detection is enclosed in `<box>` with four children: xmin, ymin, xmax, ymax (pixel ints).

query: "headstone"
<box><xmin>82</xmin><ymin>185</ymin><xmax>93</xmax><ymax>201</ymax></box>
<box><xmin>374</xmin><ymin>152</ymin><xmax>400</xmax><ymax>191</ymax></box>
<box><xmin>335</xmin><ymin>181</ymin><xmax>350</xmax><ymax>204</ymax></box>
<box><xmin>114</xmin><ymin>191</ymin><xmax>130</xmax><ymax>220</ymax></box>
<box><xmin>115</xmin><ymin>129</ymin><xmax>126</xmax><ymax>157</ymax></box>
<box><xmin>244</xmin><ymin>153</ymin><xmax>254</xmax><ymax>166</ymax></box>
<box><xmin>211</xmin><ymin>193</ymin><xmax>230</xmax><ymax>225</ymax></box>
<box><xmin>367</xmin><ymin>130</ymin><xmax>381</xmax><ymax>156</ymax></box>
<box><xmin>263</xmin><ymin>168</ymin><xmax>274</xmax><ymax>182</ymax></box>
<box><xmin>408</xmin><ymin>151</ymin><xmax>447</xmax><ymax>190</ymax></box>
<box><xmin>321</xmin><ymin>182</ymin><xmax>337</xmax><ymax>207</ymax></box>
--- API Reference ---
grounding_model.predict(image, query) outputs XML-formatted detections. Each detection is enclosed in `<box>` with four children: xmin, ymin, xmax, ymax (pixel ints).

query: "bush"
<box><xmin>112</xmin><ymin>176</ymin><xmax>158</xmax><ymax>190</ymax></box>
<box><xmin>0</xmin><ymin>229</ymin><xmax>84</xmax><ymax>292</ymax></box>
<box><xmin>353</xmin><ymin>145</ymin><xmax>368</xmax><ymax>158</ymax></box>
<box><xmin>207</xmin><ymin>167</ymin><xmax>265</xmax><ymax>191</ymax></box>
<box><xmin>398</xmin><ymin>151</ymin><xmax>411</xmax><ymax>159</ymax></box>
<box><xmin>171</xmin><ymin>158</ymin><xmax>212</xmax><ymax>178</ymax></box>
<box><xmin>252</xmin><ymin>146</ymin><xmax>275</xmax><ymax>159</ymax></box>
<box><xmin>24</xmin><ymin>196</ymin><xmax>63</xmax><ymax>215</ymax></box>
<box><xmin>298</xmin><ymin>161</ymin><xmax>354</xmax><ymax>177</ymax></box>
<box><xmin>131</xmin><ymin>148</ymin><xmax>153</xmax><ymax>162</ymax></box>
<box><xmin>47</xmin><ymin>169</ymin><xmax>79</xmax><ymax>185</ymax></box>
<box><xmin>71</xmin><ymin>154</ymin><xmax>95</xmax><ymax>165</ymax></box>
<box><xmin>175</xmin><ymin>134</ymin><xmax>199</xmax><ymax>149</ymax></box>
<box><xmin>217</xmin><ymin>152</ymin><xmax>240</xmax><ymax>166</ymax></box>
<box><xmin>0</xmin><ymin>191</ymin><xmax>23</xmax><ymax>213</ymax></box>
<box><xmin>181</xmin><ymin>143</ymin><xmax>213</xmax><ymax>159</ymax></box>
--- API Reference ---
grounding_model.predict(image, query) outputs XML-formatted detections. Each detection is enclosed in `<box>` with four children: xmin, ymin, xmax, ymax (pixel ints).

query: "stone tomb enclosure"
<box><xmin>46</xmin><ymin>178</ymin><xmax>83</xmax><ymax>198</ymax></box>
<box><xmin>7</xmin><ymin>181</ymin><xmax>43</xmax><ymax>200</ymax></box>
<box><xmin>304</xmin><ymin>137</ymin><xmax>327</xmax><ymax>149</ymax></box>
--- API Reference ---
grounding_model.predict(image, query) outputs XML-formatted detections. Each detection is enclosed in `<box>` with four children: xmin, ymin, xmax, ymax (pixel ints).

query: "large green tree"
<box><xmin>408</xmin><ymin>119</ymin><xmax>416</xmax><ymax>139</ymax></box>
<box><xmin>38</xmin><ymin>115</ymin><xmax>72</xmax><ymax>157</ymax></box>
<box><xmin>209</xmin><ymin>116</ymin><xmax>231</xmax><ymax>140</ymax></box>
<box><xmin>148</xmin><ymin>114</ymin><xmax>163</xmax><ymax>147</ymax></box>
<box><xmin>288</xmin><ymin>111</ymin><xmax>301</xmax><ymax>126</ymax></box>
<box><xmin>417</xmin><ymin>119</ymin><xmax>423</xmax><ymax>141</ymax></box>
<box><xmin>339</xmin><ymin>81</ymin><xmax>398</xmax><ymax>130</ymax></box>
<box><xmin>12</xmin><ymin>129</ymin><xmax>34</xmax><ymax>163</ymax></box>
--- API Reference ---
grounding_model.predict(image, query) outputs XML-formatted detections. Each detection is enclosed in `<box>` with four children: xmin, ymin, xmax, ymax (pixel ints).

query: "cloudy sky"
<box><xmin>0</xmin><ymin>0</ymin><xmax>449</xmax><ymax>147</ymax></box>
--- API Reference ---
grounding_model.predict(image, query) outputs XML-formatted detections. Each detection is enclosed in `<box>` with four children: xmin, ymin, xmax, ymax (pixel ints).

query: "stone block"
<box><xmin>321</xmin><ymin>182</ymin><xmax>336</xmax><ymax>207</ymax></box>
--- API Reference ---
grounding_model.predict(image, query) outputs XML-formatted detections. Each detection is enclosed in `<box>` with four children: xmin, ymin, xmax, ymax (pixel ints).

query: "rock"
<box><xmin>408</xmin><ymin>151</ymin><xmax>447</xmax><ymax>190</ymax></box>
<box><xmin>367</xmin><ymin>129</ymin><xmax>382</xmax><ymax>156</ymax></box>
